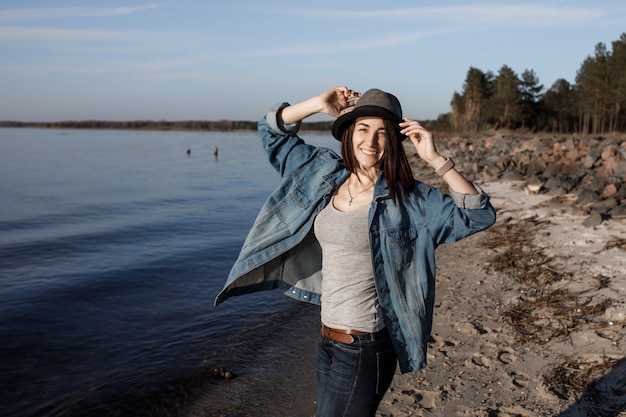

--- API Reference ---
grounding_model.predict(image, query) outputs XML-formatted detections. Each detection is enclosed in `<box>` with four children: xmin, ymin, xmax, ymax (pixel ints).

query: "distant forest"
<box><xmin>447</xmin><ymin>33</ymin><xmax>626</xmax><ymax>134</ymax></box>
<box><xmin>0</xmin><ymin>119</ymin><xmax>335</xmax><ymax>132</ymax></box>
<box><xmin>2</xmin><ymin>33</ymin><xmax>625</xmax><ymax>135</ymax></box>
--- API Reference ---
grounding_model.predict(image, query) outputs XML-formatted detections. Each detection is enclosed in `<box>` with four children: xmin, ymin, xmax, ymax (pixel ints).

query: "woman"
<box><xmin>215</xmin><ymin>86</ymin><xmax>496</xmax><ymax>416</ymax></box>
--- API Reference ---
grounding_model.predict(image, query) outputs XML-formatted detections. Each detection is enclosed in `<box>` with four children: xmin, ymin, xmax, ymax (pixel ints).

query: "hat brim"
<box><xmin>331</xmin><ymin>105</ymin><xmax>403</xmax><ymax>141</ymax></box>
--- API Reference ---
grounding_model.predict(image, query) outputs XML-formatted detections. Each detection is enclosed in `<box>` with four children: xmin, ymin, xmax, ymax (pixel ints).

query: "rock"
<box><xmin>484</xmin><ymin>167</ymin><xmax>503</xmax><ymax>179</ymax></box>
<box><xmin>601</xmin><ymin>183</ymin><xmax>618</xmax><ymax>198</ymax></box>
<box><xmin>485</xmin><ymin>134</ymin><xmax>512</xmax><ymax>153</ymax></box>
<box><xmin>565</xmin><ymin>148</ymin><xmax>584</xmax><ymax>162</ymax></box>
<box><xmin>601</xmin><ymin>156</ymin><xmax>622</xmax><ymax>176</ymax></box>
<box><xmin>581</xmin><ymin>149</ymin><xmax>600</xmax><ymax>169</ymax></box>
<box><xmin>517</xmin><ymin>154</ymin><xmax>531</xmax><ymax>172</ymax></box>
<box><xmin>527</xmin><ymin>157</ymin><xmax>546</xmax><ymax>177</ymax></box>
<box><xmin>531</xmin><ymin>137</ymin><xmax>552</xmax><ymax>154</ymax></box>
<box><xmin>501</xmin><ymin>169</ymin><xmax>523</xmax><ymax>181</ymax></box>
<box><xmin>601</xmin><ymin>145</ymin><xmax>618</xmax><ymax>161</ymax></box>
<box><xmin>581</xmin><ymin>154</ymin><xmax>597</xmax><ymax>169</ymax></box>
<box><xmin>544</xmin><ymin>175</ymin><xmax>578</xmax><ymax>193</ymax></box>
<box><xmin>614</xmin><ymin>184</ymin><xmax>626</xmax><ymax>200</ymax></box>
<box><xmin>495</xmin><ymin>155</ymin><xmax>511</xmax><ymax>172</ymax></box>
<box><xmin>609</xmin><ymin>203</ymin><xmax>626</xmax><ymax>218</ymax></box>
<box><xmin>460</xmin><ymin>161</ymin><xmax>479</xmax><ymax>176</ymax></box>
<box><xmin>605</xmin><ymin>307</ymin><xmax>625</xmax><ymax>323</ymax></box>
<box><xmin>542</xmin><ymin>163</ymin><xmax>559</xmax><ymax>178</ymax></box>
<box><xmin>590</xmin><ymin>198</ymin><xmax>618</xmax><ymax>213</ymax></box>
<box><xmin>429</xmin><ymin>134</ymin><xmax>624</xmax><ymax>212</ymax></box>
<box><xmin>581</xmin><ymin>174</ymin><xmax>607</xmax><ymax>195</ymax></box>
<box><xmin>575</xmin><ymin>188</ymin><xmax>601</xmax><ymax>206</ymax></box>
<box><xmin>582</xmin><ymin>211</ymin><xmax>604</xmax><ymax>227</ymax></box>
<box><xmin>561</xmin><ymin>137</ymin><xmax>576</xmax><ymax>151</ymax></box>
<box><xmin>546</xmin><ymin>186</ymin><xmax>567</xmax><ymax>196</ymax></box>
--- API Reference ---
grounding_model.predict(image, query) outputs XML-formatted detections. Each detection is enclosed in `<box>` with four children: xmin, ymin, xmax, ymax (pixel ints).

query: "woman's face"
<box><xmin>351</xmin><ymin>116</ymin><xmax>386</xmax><ymax>170</ymax></box>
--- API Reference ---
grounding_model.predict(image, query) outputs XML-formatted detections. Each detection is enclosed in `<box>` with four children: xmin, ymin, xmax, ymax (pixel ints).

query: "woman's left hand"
<box><xmin>399</xmin><ymin>118</ymin><xmax>441</xmax><ymax>164</ymax></box>
<box><xmin>401</xmin><ymin>119</ymin><xmax>478</xmax><ymax>194</ymax></box>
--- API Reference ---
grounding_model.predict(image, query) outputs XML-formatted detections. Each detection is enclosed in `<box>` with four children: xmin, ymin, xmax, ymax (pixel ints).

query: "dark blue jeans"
<box><xmin>316</xmin><ymin>329</ymin><xmax>397</xmax><ymax>417</ymax></box>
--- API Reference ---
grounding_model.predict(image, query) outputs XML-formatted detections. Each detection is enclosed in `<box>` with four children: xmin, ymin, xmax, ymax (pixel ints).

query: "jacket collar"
<box><xmin>374</xmin><ymin>172</ymin><xmax>391</xmax><ymax>201</ymax></box>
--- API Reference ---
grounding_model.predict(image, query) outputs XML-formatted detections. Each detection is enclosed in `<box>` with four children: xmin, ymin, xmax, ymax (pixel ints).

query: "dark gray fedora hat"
<box><xmin>331</xmin><ymin>88</ymin><xmax>403</xmax><ymax>141</ymax></box>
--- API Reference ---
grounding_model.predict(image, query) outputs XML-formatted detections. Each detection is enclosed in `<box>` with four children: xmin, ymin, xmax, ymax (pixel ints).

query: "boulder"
<box><xmin>601</xmin><ymin>145</ymin><xmax>618</xmax><ymax>161</ymax></box>
<box><xmin>581</xmin><ymin>154</ymin><xmax>599</xmax><ymax>169</ymax></box>
<box><xmin>582</xmin><ymin>211</ymin><xmax>604</xmax><ymax>227</ymax></box>
<box><xmin>527</xmin><ymin>157</ymin><xmax>546</xmax><ymax>178</ymax></box>
<box><xmin>590</xmin><ymin>198</ymin><xmax>618</xmax><ymax>213</ymax></box>
<box><xmin>544</xmin><ymin>175</ymin><xmax>578</xmax><ymax>193</ymax></box>
<box><xmin>575</xmin><ymin>188</ymin><xmax>601</xmax><ymax>206</ymax></box>
<box><xmin>609</xmin><ymin>203</ymin><xmax>626</xmax><ymax>218</ymax></box>
<box><xmin>601</xmin><ymin>183</ymin><xmax>618</xmax><ymax>199</ymax></box>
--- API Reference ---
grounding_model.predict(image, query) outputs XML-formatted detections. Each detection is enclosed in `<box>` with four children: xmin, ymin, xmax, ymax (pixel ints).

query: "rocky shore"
<box><xmin>449</xmin><ymin>133</ymin><xmax>626</xmax><ymax>221</ymax></box>
<box><xmin>377</xmin><ymin>134</ymin><xmax>626</xmax><ymax>416</ymax></box>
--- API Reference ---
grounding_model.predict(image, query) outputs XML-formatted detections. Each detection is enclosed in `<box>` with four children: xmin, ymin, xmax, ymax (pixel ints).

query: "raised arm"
<box><xmin>399</xmin><ymin>118</ymin><xmax>478</xmax><ymax>195</ymax></box>
<box><xmin>279</xmin><ymin>87</ymin><xmax>361</xmax><ymax>124</ymax></box>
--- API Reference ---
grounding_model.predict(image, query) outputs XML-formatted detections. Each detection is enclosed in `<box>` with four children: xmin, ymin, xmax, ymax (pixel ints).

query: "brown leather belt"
<box><xmin>320</xmin><ymin>324</ymin><xmax>369</xmax><ymax>345</ymax></box>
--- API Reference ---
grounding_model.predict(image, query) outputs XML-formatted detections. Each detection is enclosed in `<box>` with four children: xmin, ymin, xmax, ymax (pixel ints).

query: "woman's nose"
<box><xmin>364</xmin><ymin>133</ymin><xmax>377</xmax><ymax>146</ymax></box>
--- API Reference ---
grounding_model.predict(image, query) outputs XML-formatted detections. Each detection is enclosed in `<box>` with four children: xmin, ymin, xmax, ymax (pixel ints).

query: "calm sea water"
<box><xmin>0</xmin><ymin>128</ymin><xmax>340</xmax><ymax>417</ymax></box>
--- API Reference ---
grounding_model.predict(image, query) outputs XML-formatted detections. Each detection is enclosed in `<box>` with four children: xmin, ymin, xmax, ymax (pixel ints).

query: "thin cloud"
<box><xmin>245</xmin><ymin>29</ymin><xmax>453</xmax><ymax>58</ymax></box>
<box><xmin>123</xmin><ymin>72</ymin><xmax>226</xmax><ymax>81</ymax></box>
<box><xmin>0</xmin><ymin>55</ymin><xmax>210</xmax><ymax>76</ymax></box>
<box><xmin>0</xmin><ymin>26</ymin><xmax>189</xmax><ymax>43</ymax></box>
<box><xmin>0</xmin><ymin>5</ymin><xmax>160</xmax><ymax>22</ymax></box>
<box><xmin>277</xmin><ymin>4</ymin><xmax>606</xmax><ymax>27</ymax></box>
<box><xmin>0</xmin><ymin>64</ymin><xmax>123</xmax><ymax>75</ymax></box>
<box><xmin>0</xmin><ymin>26</ymin><xmax>145</xmax><ymax>42</ymax></box>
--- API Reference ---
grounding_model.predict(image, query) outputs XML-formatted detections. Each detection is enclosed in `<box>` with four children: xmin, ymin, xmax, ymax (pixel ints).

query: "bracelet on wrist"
<box><xmin>435</xmin><ymin>157</ymin><xmax>455</xmax><ymax>176</ymax></box>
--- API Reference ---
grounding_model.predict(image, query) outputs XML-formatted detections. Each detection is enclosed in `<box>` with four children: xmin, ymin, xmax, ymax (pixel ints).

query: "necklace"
<box><xmin>347</xmin><ymin>180</ymin><xmax>375</xmax><ymax>206</ymax></box>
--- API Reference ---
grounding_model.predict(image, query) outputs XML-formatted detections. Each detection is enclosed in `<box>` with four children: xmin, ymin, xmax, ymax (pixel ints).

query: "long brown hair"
<box><xmin>341</xmin><ymin>119</ymin><xmax>414</xmax><ymax>202</ymax></box>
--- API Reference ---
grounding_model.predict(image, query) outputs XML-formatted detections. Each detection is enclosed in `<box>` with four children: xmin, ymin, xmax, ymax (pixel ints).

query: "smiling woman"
<box><xmin>215</xmin><ymin>86</ymin><xmax>496</xmax><ymax>416</ymax></box>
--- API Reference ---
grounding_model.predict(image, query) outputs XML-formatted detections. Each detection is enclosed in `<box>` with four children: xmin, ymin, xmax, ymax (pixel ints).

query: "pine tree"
<box><xmin>493</xmin><ymin>65</ymin><xmax>522</xmax><ymax>129</ymax></box>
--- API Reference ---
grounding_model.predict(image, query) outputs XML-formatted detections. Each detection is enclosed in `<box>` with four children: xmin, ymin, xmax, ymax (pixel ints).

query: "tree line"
<box><xmin>0</xmin><ymin>119</ymin><xmax>336</xmax><ymax>132</ymax></box>
<box><xmin>0</xmin><ymin>119</ymin><xmax>259</xmax><ymax>131</ymax></box>
<box><xmin>444</xmin><ymin>32</ymin><xmax>626</xmax><ymax>134</ymax></box>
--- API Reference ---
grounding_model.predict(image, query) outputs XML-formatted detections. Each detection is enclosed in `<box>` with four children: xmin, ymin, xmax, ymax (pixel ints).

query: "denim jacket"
<box><xmin>215</xmin><ymin>103</ymin><xmax>496</xmax><ymax>373</ymax></box>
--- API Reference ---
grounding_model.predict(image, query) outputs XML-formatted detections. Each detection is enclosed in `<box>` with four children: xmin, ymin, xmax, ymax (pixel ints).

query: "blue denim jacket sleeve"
<box><xmin>267</xmin><ymin>102</ymin><xmax>301</xmax><ymax>135</ymax></box>
<box><xmin>261</xmin><ymin>102</ymin><xmax>318</xmax><ymax>177</ymax></box>
<box><xmin>450</xmin><ymin>185</ymin><xmax>489</xmax><ymax>210</ymax></box>
<box><xmin>423</xmin><ymin>182</ymin><xmax>495</xmax><ymax>244</ymax></box>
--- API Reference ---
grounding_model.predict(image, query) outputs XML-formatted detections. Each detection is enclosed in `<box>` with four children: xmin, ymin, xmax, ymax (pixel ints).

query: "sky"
<box><xmin>1</xmin><ymin>1</ymin><xmax>625</xmax><ymax>122</ymax></box>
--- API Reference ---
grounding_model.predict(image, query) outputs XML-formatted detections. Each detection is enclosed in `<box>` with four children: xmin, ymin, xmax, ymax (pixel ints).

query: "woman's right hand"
<box><xmin>318</xmin><ymin>87</ymin><xmax>361</xmax><ymax>117</ymax></box>
<box><xmin>279</xmin><ymin>86</ymin><xmax>360</xmax><ymax>123</ymax></box>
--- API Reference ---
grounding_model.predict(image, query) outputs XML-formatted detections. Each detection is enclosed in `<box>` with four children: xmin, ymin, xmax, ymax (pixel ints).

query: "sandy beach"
<box><xmin>374</xmin><ymin>137</ymin><xmax>626</xmax><ymax>416</ymax></box>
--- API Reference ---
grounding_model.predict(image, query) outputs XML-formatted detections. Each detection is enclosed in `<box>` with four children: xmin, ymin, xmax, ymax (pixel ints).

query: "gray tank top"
<box><xmin>313</xmin><ymin>197</ymin><xmax>385</xmax><ymax>332</ymax></box>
